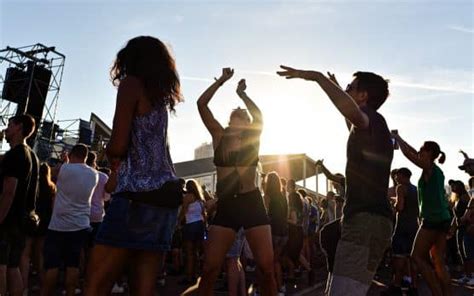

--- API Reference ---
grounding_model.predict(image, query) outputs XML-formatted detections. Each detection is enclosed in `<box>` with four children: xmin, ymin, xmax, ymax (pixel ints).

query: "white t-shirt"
<box><xmin>49</xmin><ymin>163</ymin><xmax>98</xmax><ymax>232</ymax></box>
<box><xmin>90</xmin><ymin>172</ymin><xmax>110</xmax><ymax>223</ymax></box>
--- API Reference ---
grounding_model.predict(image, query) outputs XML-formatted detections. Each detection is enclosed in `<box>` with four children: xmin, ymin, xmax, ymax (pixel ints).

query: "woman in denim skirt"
<box><xmin>85</xmin><ymin>36</ymin><xmax>183</xmax><ymax>295</ymax></box>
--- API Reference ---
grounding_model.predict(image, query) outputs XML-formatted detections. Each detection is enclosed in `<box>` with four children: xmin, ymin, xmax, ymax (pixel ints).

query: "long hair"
<box><xmin>450</xmin><ymin>180</ymin><xmax>469</xmax><ymax>203</ymax></box>
<box><xmin>110</xmin><ymin>36</ymin><xmax>183</xmax><ymax>112</ymax></box>
<box><xmin>185</xmin><ymin>179</ymin><xmax>204</xmax><ymax>202</ymax></box>
<box><xmin>39</xmin><ymin>163</ymin><xmax>56</xmax><ymax>197</ymax></box>
<box><xmin>264</xmin><ymin>172</ymin><xmax>282</xmax><ymax>197</ymax></box>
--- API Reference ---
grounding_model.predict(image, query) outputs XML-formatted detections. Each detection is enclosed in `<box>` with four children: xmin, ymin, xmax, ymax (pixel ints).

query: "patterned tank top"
<box><xmin>115</xmin><ymin>104</ymin><xmax>177</xmax><ymax>193</ymax></box>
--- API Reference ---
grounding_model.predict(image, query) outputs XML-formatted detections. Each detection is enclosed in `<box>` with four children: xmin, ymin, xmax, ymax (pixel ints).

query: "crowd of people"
<box><xmin>0</xmin><ymin>35</ymin><xmax>473</xmax><ymax>296</ymax></box>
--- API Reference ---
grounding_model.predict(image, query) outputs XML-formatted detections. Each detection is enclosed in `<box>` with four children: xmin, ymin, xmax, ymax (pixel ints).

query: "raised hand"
<box><xmin>236</xmin><ymin>79</ymin><xmax>247</xmax><ymax>95</ymax></box>
<box><xmin>215</xmin><ymin>67</ymin><xmax>234</xmax><ymax>85</ymax></box>
<box><xmin>460</xmin><ymin>150</ymin><xmax>469</xmax><ymax>159</ymax></box>
<box><xmin>327</xmin><ymin>72</ymin><xmax>340</xmax><ymax>87</ymax></box>
<box><xmin>277</xmin><ymin>65</ymin><xmax>321</xmax><ymax>81</ymax></box>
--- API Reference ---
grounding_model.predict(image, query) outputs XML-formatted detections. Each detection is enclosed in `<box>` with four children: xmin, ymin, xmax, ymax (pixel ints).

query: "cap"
<box><xmin>459</xmin><ymin>158</ymin><xmax>474</xmax><ymax>170</ymax></box>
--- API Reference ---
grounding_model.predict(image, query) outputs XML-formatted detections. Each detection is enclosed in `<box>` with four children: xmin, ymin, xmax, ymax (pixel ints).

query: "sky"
<box><xmin>1</xmin><ymin>0</ymin><xmax>473</xmax><ymax>191</ymax></box>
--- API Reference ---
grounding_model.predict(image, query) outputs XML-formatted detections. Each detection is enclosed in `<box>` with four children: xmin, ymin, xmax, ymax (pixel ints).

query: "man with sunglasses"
<box><xmin>277</xmin><ymin>66</ymin><xmax>394</xmax><ymax>296</ymax></box>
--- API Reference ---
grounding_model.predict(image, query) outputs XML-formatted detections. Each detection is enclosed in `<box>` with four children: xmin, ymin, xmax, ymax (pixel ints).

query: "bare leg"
<box><xmin>65</xmin><ymin>267</ymin><xmax>80</xmax><ymax>296</ymax></box>
<box><xmin>40</xmin><ymin>268</ymin><xmax>58</xmax><ymax>296</ymax></box>
<box><xmin>198</xmin><ymin>225</ymin><xmax>236</xmax><ymax>296</ymax></box>
<box><xmin>431</xmin><ymin>233</ymin><xmax>451</xmax><ymax>296</ymax></box>
<box><xmin>128</xmin><ymin>250</ymin><xmax>162</xmax><ymax>296</ymax></box>
<box><xmin>245</xmin><ymin>225</ymin><xmax>276</xmax><ymax>296</ymax></box>
<box><xmin>227</xmin><ymin>257</ymin><xmax>240</xmax><ymax>296</ymax></box>
<box><xmin>411</xmin><ymin>228</ymin><xmax>442</xmax><ymax>296</ymax></box>
<box><xmin>19</xmin><ymin>237</ymin><xmax>33</xmax><ymax>292</ymax></box>
<box><xmin>0</xmin><ymin>265</ymin><xmax>7</xmax><ymax>295</ymax></box>
<box><xmin>84</xmin><ymin>244</ymin><xmax>129</xmax><ymax>296</ymax></box>
<box><xmin>7</xmin><ymin>267</ymin><xmax>23</xmax><ymax>296</ymax></box>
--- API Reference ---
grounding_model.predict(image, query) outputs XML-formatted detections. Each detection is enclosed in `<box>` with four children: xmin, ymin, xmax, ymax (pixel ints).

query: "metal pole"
<box><xmin>303</xmin><ymin>156</ymin><xmax>307</xmax><ymax>188</ymax></box>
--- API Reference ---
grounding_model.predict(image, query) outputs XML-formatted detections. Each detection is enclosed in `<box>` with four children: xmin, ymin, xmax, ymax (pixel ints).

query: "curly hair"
<box><xmin>110</xmin><ymin>36</ymin><xmax>183</xmax><ymax>112</ymax></box>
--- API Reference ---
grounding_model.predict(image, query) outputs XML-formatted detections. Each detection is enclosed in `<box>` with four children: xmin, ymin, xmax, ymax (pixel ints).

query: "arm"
<box><xmin>106</xmin><ymin>76</ymin><xmax>141</xmax><ymax>160</ymax></box>
<box><xmin>197</xmin><ymin>68</ymin><xmax>234</xmax><ymax>142</ymax></box>
<box><xmin>277</xmin><ymin>66</ymin><xmax>369</xmax><ymax>129</ymax></box>
<box><xmin>316</xmin><ymin>160</ymin><xmax>345</xmax><ymax>185</ymax></box>
<box><xmin>392</xmin><ymin>133</ymin><xmax>429</xmax><ymax>169</ymax></box>
<box><xmin>236</xmin><ymin>79</ymin><xmax>263</xmax><ymax>131</ymax></box>
<box><xmin>0</xmin><ymin>177</ymin><xmax>18</xmax><ymax>224</ymax></box>
<box><xmin>394</xmin><ymin>184</ymin><xmax>406</xmax><ymax>212</ymax></box>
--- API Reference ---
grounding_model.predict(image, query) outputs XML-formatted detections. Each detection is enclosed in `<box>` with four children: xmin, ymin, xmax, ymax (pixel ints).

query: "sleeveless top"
<box><xmin>213</xmin><ymin>127</ymin><xmax>260</xmax><ymax>197</ymax></box>
<box><xmin>213</xmin><ymin>127</ymin><xmax>260</xmax><ymax>167</ymax></box>
<box><xmin>417</xmin><ymin>165</ymin><xmax>451</xmax><ymax>223</ymax></box>
<box><xmin>116</xmin><ymin>105</ymin><xmax>177</xmax><ymax>193</ymax></box>
<box><xmin>185</xmin><ymin>200</ymin><xmax>204</xmax><ymax>224</ymax></box>
<box><xmin>395</xmin><ymin>184</ymin><xmax>419</xmax><ymax>235</ymax></box>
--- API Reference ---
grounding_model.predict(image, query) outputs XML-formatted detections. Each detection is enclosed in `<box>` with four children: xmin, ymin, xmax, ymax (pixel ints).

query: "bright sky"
<box><xmin>1</xmin><ymin>0</ymin><xmax>473</xmax><ymax>188</ymax></box>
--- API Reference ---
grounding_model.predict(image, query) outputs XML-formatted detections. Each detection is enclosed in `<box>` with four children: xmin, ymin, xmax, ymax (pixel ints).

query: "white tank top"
<box><xmin>186</xmin><ymin>201</ymin><xmax>204</xmax><ymax>224</ymax></box>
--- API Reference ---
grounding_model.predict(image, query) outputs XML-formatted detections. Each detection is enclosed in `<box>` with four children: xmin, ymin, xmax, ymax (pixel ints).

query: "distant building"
<box><xmin>194</xmin><ymin>142</ymin><xmax>213</xmax><ymax>160</ymax></box>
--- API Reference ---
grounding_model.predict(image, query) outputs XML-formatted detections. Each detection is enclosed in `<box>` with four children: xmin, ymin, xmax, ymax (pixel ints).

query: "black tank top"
<box><xmin>213</xmin><ymin>127</ymin><xmax>259</xmax><ymax>167</ymax></box>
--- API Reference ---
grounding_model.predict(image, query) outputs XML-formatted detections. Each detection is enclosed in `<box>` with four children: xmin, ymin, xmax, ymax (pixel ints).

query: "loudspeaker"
<box><xmin>79</xmin><ymin>120</ymin><xmax>93</xmax><ymax>146</ymax></box>
<box><xmin>1</xmin><ymin>67</ymin><xmax>28</xmax><ymax>103</ymax></box>
<box><xmin>17</xmin><ymin>62</ymin><xmax>52</xmax><ymax>120</ymax></box>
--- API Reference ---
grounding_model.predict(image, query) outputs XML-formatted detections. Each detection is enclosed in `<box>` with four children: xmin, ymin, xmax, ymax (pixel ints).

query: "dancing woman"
<box><xmin>392</xmin><ymin>134</ymin><xmax>451</xmax><ymax>296</ymax></box>
<box><xmin>197</xmin><ymin>68</ymin><xmax>276</xmax><ymax>295</ymax></box>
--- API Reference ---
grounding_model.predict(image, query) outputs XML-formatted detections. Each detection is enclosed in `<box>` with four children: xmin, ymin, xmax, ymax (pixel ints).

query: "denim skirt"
<box><xmin>95</xmin><ymin>192</ymin><xmax>178</xmax><ymax>251</ymax></box>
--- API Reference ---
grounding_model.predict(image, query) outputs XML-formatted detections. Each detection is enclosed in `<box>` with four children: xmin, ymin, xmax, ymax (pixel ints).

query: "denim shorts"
<box><xmin>95</xmin><ymin>193</ymin><xmax>178</xmax><ymax>251</ymax></box>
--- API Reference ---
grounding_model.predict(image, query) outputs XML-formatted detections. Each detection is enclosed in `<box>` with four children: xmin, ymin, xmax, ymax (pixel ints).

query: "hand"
<box><xmin>277</xmin><ymin>65</ymin><xmax>321</xmax><ymax>81</ymax></box>
<box><xmin>460</xmin><ymin>150</ymin><xmax>469</xmax><ymax>159</ymax></box>
<box><xmin>61</xmin><ymin>151</ymin><xmax>69</xmax><ymax>163</ymax></box>
<box><xmin>327</xmin><ymin>72</ymin><xmax>340</xmax><ymax>87</ymax></box>
<box><xmin>215</xmin><ymin>67</ymin><xmax>234</xmax><ymax>85</ymax></box>
<box><xmin>391</xmin><ymin>131</ymin><xmax>401</xmax><ymax>141</ymax></box>
<box><xmin>236</xmin><ymin>79</ymin><xmax>246</xmax><ymax>95</ymax></box>
<box><xmin>315</xmin><ymin>159</ymin><xmax>324</xmax><ymax>167</ymax></box>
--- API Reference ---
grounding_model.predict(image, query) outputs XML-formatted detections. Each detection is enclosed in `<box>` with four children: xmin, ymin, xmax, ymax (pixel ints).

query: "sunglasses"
<box><xmin>345</xmin><ymin>83</ymin><xmax>354</xmax><ymax>92</ymax></box>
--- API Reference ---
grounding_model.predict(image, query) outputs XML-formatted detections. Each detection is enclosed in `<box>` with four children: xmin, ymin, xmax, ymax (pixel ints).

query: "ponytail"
<box><xmin>438</xmin><ymin>151</ymin><xmax>446</xmax><ymax>164</ymax></box>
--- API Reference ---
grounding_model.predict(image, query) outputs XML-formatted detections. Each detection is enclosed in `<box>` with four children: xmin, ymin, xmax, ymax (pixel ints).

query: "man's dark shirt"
<box><xmin>343</xmin><ymin>106</ymin><xmax>394</xmax><ymax>219</ymax></box>
<box><xmin>0</xmin><ymin>144</ymin><xmax>33</xmax><ymax>227</ymax></box>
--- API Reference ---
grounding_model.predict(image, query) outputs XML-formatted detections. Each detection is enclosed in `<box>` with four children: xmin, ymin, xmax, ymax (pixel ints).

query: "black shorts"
<box><xmin>213</xmin><ymin>189</ymin><xmax>269</xmax><ymax>232</ymax></box>
<box><xmin>392</xmin><ymin>231</ymin><xmax>417</xmax><ymax>257</ymax></box>
<box><xmin>43</xmin><ymin>229</ymin><xmax>89</xmax><ymax>269</ymax></box>
<box><xmin>182</xmin><ymin>221</ymin><xmax>206</xmax><ymax>242</ymax></box>
<box><xmin>0</xmin><ymin>227</ymin><xmax>26</xmax><ymax>268</ymax></box>
<box><xmin>421</xmin><ymin>220</ymin><xmax>451</xmax><ymax>233</ymax></box>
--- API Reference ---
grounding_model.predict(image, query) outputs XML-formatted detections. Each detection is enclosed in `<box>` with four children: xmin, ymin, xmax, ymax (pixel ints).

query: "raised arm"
<box><xmin>277</xmin><ymin>66</ymin><xmax>369</xmax><ymax>129</ymax></box>
<box><xmin>392</xmin><ymin>132</ymin><xmax>429</xmax><ymax>169</ymax></box>
<box><xmin>236</xmin><ymin>79</ymin><xmax>263</xmax><ymax>132</ymax></box>
<box><xmin>197</xmin><ymin>68</ymin><xmax>234</xmax><ymax>142</ymax></box>
<box><xmin>316</xmin><ymin>160</ymin><xmax>345</xmax><ymax>185</ymax></box>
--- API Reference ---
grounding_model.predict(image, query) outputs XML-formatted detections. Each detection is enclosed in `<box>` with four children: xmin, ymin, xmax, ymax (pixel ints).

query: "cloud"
<box><xmin>448</xmin><ymin>25</ymin><xmax>474</xmax><ymax>34</ymax></box>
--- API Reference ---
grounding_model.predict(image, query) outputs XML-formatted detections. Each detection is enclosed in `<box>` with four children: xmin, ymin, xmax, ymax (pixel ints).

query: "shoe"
<box><xmin>279</xmin><ymin>285</ymin><xmax>286</xmax><ymax>293</ymax></box>
<box><xmin>453</xmin><ymin>274</ymin><xmax>470</xmax><ymax>284</ymax></box>
<box><xmin>465</xmin><ymin>277</ymin><xmax>474</xmax><ymax>287</ymax></box>
<box><xmin>380</xmin><ymin>285</ymin><xmax>402</xmax><ymax>296</ymax></box>
<box><xmin>111</xmin><ymin>283</ymin><xmax>125</xmax><ymax>293</ymax></box>
<box><xmin>245</xmin><ymin>265</ymin><xmax>256</xmax><ymax>272</ymax></box>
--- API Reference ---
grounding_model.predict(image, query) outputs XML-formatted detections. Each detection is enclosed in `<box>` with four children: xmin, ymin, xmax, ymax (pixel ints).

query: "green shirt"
<box><xmin>417</xmin><ymin>165</ymin><xmax>451</xmax><ymax>223</ymax></box>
